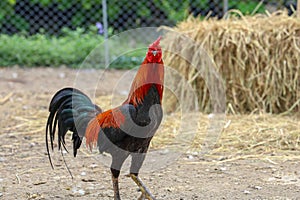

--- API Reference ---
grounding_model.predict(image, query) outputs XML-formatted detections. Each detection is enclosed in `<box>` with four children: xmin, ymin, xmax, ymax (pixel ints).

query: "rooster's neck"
<box><xmin>125</xmin><ymin>61</ymin><xmax>164</xmax><ymax>107</ymax></box>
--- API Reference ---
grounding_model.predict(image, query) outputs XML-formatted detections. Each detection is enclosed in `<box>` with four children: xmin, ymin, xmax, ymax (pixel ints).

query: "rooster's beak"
<box><xmin>152</xmin><ymin>50</ymin><xmax>157</xmax><ymax>56</ymax></box>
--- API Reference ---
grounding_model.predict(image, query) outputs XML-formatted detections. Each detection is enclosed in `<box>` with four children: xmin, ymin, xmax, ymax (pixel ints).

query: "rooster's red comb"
<box><xmin>149</xmin><ymin>36</ymin><xmax>162</xmax><ymax>48</ymax></box>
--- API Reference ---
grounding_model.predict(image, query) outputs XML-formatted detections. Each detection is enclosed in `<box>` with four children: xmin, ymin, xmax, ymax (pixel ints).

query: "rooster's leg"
<box><xmin>111</xmin><ymin>168</ymin><xmax>121</xmax><ymax>200</ymax></box>
<box><xmin>128</xmin><ymin>153</ymin><xmax>156</xmax><ymax>200</ymax></box>
<box><xmin>111</xmin><ymin>153</ymin><xmax>129</xmax><ymax>200</ymax></box>
<box><xmin>129</xmin><ymin>174</ymin><xmax>156</xmax><ymax>200</ymax></box>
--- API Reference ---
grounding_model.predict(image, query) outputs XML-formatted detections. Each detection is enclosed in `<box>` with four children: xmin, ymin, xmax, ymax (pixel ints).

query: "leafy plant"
<box><xmin>153</xmin><ymin>0</ymin><xmax>190</xmax><ymax>22</ymax></box>
<box><xmin>0</xmin><ymin>28</ymin><xmax>146</xmax><ymax>68</ymax></box>
<box><xmin>0</xmin><ymin>28</ymin><xmax>103</xmax><ymax>67</ymax></box>
<box><xmin>229</xmin><ymin>1</ymin><xmax>265</xmax><ymax>15</ymax></box>
<box><xmin>0</xmin><ymin>0</ymin><xmax>16</xmax><ymax>24</ymax></box>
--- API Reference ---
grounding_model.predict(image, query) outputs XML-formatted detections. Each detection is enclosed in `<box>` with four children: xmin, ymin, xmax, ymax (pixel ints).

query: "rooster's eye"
<box><xmin>152</xmin><ymin>50</ymin><xmax>157</xmax><ymax>56</ymax></box>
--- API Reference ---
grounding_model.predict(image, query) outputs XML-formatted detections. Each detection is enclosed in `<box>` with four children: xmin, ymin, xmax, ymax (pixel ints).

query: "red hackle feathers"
<box><xmin>124</xmin><ymin>36</ymin><xmax>164</xmax><ymax>106</ymax></box>
<box><xmin>124</xmin><ymin>63</ymin><xmax>164</xmax><ymax>107</ymax></box>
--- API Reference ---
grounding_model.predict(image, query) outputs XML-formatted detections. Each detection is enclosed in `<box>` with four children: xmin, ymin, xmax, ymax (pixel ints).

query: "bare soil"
<box><xmin>0</xmin><ymin>67</ymin><xmax>300</xmax><ymax>200</ymax></box>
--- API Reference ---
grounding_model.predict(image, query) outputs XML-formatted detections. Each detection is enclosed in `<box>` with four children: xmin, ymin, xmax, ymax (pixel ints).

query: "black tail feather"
<box><xmin>46</xmin><ymin>88</ymin><xmax>102</xmax><ymax>167</ymax></box>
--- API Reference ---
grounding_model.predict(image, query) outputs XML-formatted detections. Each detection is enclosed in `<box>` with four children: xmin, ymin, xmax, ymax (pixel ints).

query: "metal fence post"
<box><xmin>102</xmin><ymin>0</ymin><xmax>109</xmax><ymax>68</ymax></box>
<box><xmin>223</xmin><ymin>0</ymin><xmax>228</xmax><ymax>15</ymax></box>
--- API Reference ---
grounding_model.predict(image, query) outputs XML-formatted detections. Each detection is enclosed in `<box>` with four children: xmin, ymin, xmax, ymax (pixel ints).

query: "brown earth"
<box><xmin>0</xmin><ymin>67</ymin><xmax>300</xmax><ymax>200</ymax></box>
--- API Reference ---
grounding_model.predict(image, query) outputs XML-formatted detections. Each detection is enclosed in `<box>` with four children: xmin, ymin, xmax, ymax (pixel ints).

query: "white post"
<box><xmin>223</xmin><ymin>0</ymin><xmax>228</xmax><ymax>15</ymax></box>
<box><xmin>102</xmin><ymin>0</ymin><xmax>109</xmax><ymax>68</ymax></box>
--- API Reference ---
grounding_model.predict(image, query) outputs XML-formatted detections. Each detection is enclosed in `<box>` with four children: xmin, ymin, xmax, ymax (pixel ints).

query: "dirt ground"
<box><xmin>0</xmin><ymin>67</ymin><xmax>300</xmax><ymax>200</ymax></box>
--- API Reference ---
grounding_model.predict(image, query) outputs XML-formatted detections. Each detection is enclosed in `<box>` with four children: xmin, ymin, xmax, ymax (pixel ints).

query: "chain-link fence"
<box><xmin>0</xmin><ymin>0</ymin><xmax>297</xmax><ymax>36</ymax></box>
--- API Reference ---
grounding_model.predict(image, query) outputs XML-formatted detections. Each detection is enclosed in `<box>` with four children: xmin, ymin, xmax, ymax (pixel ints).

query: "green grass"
<box><xmin>0</xmin><ymin>28</ymin><xmax>145</xmax><ymax>69</ymax></box>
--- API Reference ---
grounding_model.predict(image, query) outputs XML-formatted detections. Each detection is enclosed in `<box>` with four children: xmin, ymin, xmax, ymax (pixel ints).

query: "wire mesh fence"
<box><xmin>0</xmin><ymin>0</ymin><xmax>297</xmax><ymax>36</ymax></box>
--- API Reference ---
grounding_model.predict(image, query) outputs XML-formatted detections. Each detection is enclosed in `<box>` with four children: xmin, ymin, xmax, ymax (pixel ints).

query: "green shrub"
<box><xmin>0</xmin><ymin>28</ymin><xmax>100</xmax><ymax>67</ymax></box>
<box><xmin>0</xmin><ymin>28</ymin><xmax>146</xmax><ymax>68</ymax></box>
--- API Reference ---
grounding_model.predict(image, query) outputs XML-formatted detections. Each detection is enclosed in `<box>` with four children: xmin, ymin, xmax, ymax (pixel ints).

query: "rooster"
<box><xmin>46</xmin><ymin>37</ymin><xmax>164</xmax><ymax>200</ymax></box>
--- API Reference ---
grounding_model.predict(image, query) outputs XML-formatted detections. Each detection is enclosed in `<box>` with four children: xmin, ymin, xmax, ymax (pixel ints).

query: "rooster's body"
<box><xmin>46</xmin><ymin>37</ymin><xmax>164</xmax><ymax>200</ymax></box>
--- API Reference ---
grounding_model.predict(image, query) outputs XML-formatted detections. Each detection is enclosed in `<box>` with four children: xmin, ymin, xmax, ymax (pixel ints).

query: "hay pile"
<box><xmin>162</xmin><ymin>11</ymin><xmax>300</xmax><ymax>114</ymax></box>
